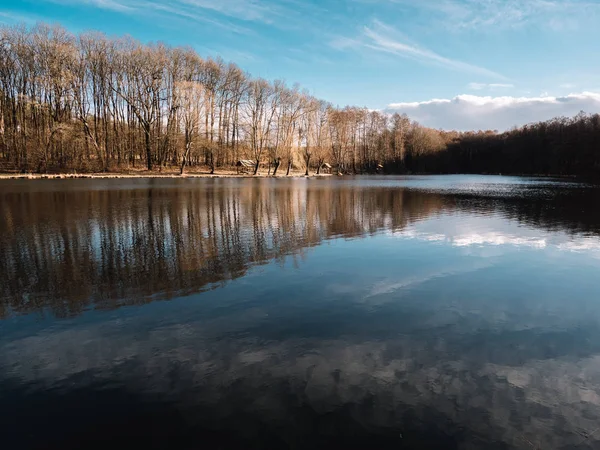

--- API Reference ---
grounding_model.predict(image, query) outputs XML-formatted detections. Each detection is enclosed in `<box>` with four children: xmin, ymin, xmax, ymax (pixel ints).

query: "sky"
<box><xmin>2</xmin><ymin>0</ymin><xmax>600</xmax><ymax>130</ymax></box>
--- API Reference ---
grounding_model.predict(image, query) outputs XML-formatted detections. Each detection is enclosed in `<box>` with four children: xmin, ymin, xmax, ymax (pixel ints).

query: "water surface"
<box><xmin>2</xmin><ymin>175</ymin><xmax>600</xmax><ymax>449</ymax></box>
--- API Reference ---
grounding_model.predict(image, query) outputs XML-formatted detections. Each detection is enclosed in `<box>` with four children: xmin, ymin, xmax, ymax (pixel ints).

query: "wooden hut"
<box><xmin>320</xmin><ymin>163</ymin><xmax>332</xmax><ymax>174</ymax></box>
<box><xmin>236</xmin><ymin>160</ymin><xmax>255</xmax><ymax>174</ymax></box>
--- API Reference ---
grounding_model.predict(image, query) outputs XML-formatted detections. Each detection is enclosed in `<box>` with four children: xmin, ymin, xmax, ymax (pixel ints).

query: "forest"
<box><xmin>1</xmin><ymin>23</ymin><xmax>599</xmax><ymax>177</ymax></box>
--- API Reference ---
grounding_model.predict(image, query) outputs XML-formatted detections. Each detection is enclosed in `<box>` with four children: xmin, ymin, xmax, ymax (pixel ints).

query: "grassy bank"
<box><xmin>0</xmin><ymin>168</ymin><xmax>332</xmax><ymax>180</ymax></box>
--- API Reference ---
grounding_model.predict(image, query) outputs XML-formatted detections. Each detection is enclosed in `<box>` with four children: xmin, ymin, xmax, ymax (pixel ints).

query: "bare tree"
<box><xmin>177</xmin><ymin>50</ymin><xmax>204</xmax><ymax>174</ymax></box>
<box><xmin>245</xmin><ymin>78</ymin><xmax>277</xmax><ymax>175</ymax></box>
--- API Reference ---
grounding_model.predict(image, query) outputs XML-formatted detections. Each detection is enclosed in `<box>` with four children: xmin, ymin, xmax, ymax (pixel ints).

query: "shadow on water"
<box><xmin>0</xmin><ymin>376</ymin><xmax>463</xmax><ymax>450</ymax></box>
<box><xmin>1</xmin><ymin>176</ymin><xmax>600</xmax><ymax>449</ymax></box>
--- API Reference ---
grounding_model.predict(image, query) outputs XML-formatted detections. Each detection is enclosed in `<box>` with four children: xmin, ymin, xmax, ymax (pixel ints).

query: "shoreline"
<box><xmin>0</xmin><ymin>171</ymin><xmax>333</xmax><ymax>180</ymax></box>
<box><xmin>0</xmin><ymin>172</ymin><xmax>592</xmax><ymax>181</ymax></box>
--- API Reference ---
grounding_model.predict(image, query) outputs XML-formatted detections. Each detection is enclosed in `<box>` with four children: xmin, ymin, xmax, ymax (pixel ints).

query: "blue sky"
<box><xmin>2</xmin><ymin>0</ymin><xmax>600</xmax><ymax>130</ymax></box>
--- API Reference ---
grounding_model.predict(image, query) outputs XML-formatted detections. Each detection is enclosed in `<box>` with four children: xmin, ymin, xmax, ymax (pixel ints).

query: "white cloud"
<box><xmin>393</xmin><ymin>223</ymin><xmax>550</xmax><ymax>250</ymax></box>
<box><xmin>331</xmin><ymin>19</ymin><xmax>506</xmax><ymax>80</ymax></box>
<box><xmin>387</xmin><ymin>212</ymin><xmax>600</xmax><ymax>260</ymax></box>
<box><xmin>558</xmin><ymin>238</ymin><xmax>600</xmax><ymax>256</ymax></box>
<box><xmin>452</xmin><ymin>232</ymin><xmax>547</xmax><ymax>248</ymax></box>
<box><xmin>385</xmin><ymin>91</ymin><xmax>600</xmax><ymax>131</ymax></box>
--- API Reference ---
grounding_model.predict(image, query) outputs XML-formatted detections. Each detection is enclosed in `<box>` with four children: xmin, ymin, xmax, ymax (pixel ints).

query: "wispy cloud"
<box><xmin>331</xmin><ymin>19</ymin><xmax>506</xmax><ymax>80</ymax></box>
<box><xmin>50</xmin><ymin>0</ymin><xmax>278</xmax><ymax>19</ymax></box>
<box><xmin>0</xmin><ymin>11</ymin><xmax>40</xmax><ymax>24</ymax></box>
<box><xmin>90</xmin><ymin>0</ymin><xmax>133</xmax><ymax>12</ymax></box>
<box><xmin>49</xmin><ymin>0</ymin><xmax>134</xmax><ymax>12</ymax></box>
<box><xmin>364</xmin><ymin>260</ymin><xmax>491</xmax><ymax>300</ymax></box>
<box><xmin>180</xmin><ymin>0</ymin><xmax>275</xmax><ymax>23</ymax></box>
<box><xmin>38</xmin><ymin>0</ymin><xmax>260</xmax><ymax>34</ymax></box>
<box><xmin>468</xmin><ymin>82</ymin><xmax>515</xmax><ymax>90</ymax></box>
<box><xmin>39</xmin><ymin>0</ymin><xmax>313</xmax><ymax>34</ymax></box>
<box><xmin>392</xmin><ymin>0</ymin><xmax>600</xmax><ymax>31</ymax></box>
<box><xmin>175</xmin><ymin>0</ymin><xmax>310</xmax><ymax>33</ymax></box>
<box><xmin>143</xmin><ymin>2</ymin><xmax>253</xmax><ymax>34</ymax></box>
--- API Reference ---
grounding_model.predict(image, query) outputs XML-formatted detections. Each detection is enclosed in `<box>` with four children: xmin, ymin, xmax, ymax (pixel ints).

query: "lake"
<box><xmin>1</xmin><ymin>175</ymin><xmax>600</xmax><ymax>449</ymax></box>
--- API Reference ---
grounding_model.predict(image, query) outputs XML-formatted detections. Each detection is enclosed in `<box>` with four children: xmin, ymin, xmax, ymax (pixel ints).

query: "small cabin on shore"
<box><xmin>236</xmin><ymin>160</ymin><xmax>255</xmax><ymax>174</ymax></box>
<box><xmin>321</xmin><ymin>163</ymin><xmax>332</xmax><ymax>174</ymax></box>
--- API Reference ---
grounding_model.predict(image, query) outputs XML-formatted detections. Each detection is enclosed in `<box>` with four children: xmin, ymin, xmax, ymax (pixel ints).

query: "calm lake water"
<box><xmin>2</xmin><ymin>175</ymin><xmax>600</xmax><ymax>449</ymax></box>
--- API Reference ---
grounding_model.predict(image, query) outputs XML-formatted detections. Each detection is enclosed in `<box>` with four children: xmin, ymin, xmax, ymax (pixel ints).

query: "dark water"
<box><xmin>2</xmin><ymin>175</ymin><xmax>600</xmax><ymax>450</ymax></box>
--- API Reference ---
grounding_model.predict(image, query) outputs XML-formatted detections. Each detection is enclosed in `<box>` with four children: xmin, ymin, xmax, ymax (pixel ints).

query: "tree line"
<box><xmin>409</xmin><ymin>113</ymin><xmax>600</xmax><ymax>177</ymax></box>
<box><xmin>0</xmin><ymin>23</ymin><xmax>413</xmax><ymax>175</ymax></box>
<box><xmin>0</xmin><ymin>23</ymin><xmax>599</xmax><ymax>177</ymax></box>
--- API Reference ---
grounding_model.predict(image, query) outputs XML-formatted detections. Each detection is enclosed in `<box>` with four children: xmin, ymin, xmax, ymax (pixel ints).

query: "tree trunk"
<box><xmin>286</xmin><ymin>160</ymin><xmax>292</xmax><ymax>176</ymax></box>
<box><xmin>80</xmin><ymin>117</ymin><xmax>103</xmax><ymax>168</ymax></box>
<box><xmin>305</xmin><ymin>155</ymin><xmax>310</xmax><ymax>176</ymax></box>
<box><xmin>144</xmin><ymin>127</ymin><xmax>152</xmax><ymax>171</ymax></box>
<box><xmin>272</xmin><ymin>158</ymin><xmax>281</xmax><ymax>176</ymax></box>
<box><xmin>180</xmin><ymin>140</ymin><xmax>191</xmax><ymax>175</ymax></box>
<box><xmin>253</xmin><ymin>159</ymin><xmax>260</xmax><ymax>175</ymax></box>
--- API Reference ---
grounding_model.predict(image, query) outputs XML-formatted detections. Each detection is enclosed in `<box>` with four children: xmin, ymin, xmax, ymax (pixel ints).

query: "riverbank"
<box><xmin>0</xmin><ymin>168</ymin><xmax>332</xmax><ymax>180</ymax></box>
